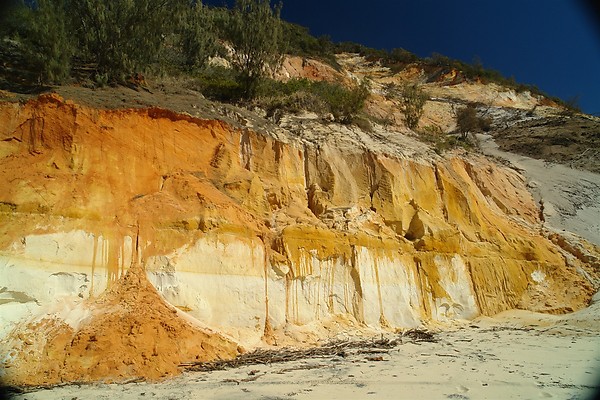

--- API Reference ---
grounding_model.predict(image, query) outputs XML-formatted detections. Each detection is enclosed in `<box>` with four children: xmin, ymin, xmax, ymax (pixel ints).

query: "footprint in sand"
<box><xmin>457</xmin><ymin>385</ymin><xmax>469</xmax><ymax>393</ymax></box>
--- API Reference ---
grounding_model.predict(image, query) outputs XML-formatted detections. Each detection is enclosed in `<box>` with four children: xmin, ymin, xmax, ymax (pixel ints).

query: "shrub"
<box><xmin>313</xmin><ymin>79</ymin><xmax>370</xmax><ymax>123</ymax></box>
<box><xmin>279</xmin><ymin>23</ymin><xmax>338</xmax><ymax>69</ymax></box>
<box><xmin>456</xmin><ymin>105</ymin><xmax>479</xmax><ymax>138</ymax></box>
<box><xmin>253</xmin><ymin>78</ymin><xmax>369</xmax><ymax>123</ymax></box>
<box><xmin>194</xmin><ymin>66</ymin><xmax>244</xmax><ymax>102</ymax></box>
<box><xmin>223</xmin><ymin>0</ymin><xmax>286</xmax><ymax>98</ymax></box>
<box><xmin>394</xmin><ymin>84</ymin><xmax>427</xmax><ymax>130</ymax></box>
<box><xmin>388</xmin><ymin>48</ymin><xmax>418</xmax><ymax>64</ymax></box>
<box><xmin>67</xmin><ymin>0</ymin><xmax>187</xmax><ymax>83</ymax></box>
<box><xmin>417</xmin><ymin>125</ymin><xmax>474</xmax><ymax>154</ymax></box>
<box><xmin>456</xmin><ymin>104</ymin><xmax>492</xmax><ymax>138</ymax></box>
<box><xmin>2</xmin><ymin>0</ymin><xmax>212</xmax><ymax>85</ymax></box>
<box><xmin>259</xmin><ymin>90</ymin><xmax>326</xmax><ymax>116</ymax></box>
<box><xmin>1</xmin><ymin>0</ymin><xmax>74</xmax><ymax>84</ymax></box>
<box><xmin>179</xmin><ymin>3</ymin><xmax>219</xmax><ymax>70</ymax></box>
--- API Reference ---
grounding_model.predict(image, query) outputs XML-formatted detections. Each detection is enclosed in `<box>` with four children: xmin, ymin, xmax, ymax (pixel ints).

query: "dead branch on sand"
<box><xmin>180</xmin><ymin>329</ymin><xmax>437</xmax><ymax>372</ymax></box>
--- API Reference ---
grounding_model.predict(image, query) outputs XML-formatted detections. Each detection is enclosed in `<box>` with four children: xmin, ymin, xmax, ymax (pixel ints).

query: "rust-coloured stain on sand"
<box><xmin>3</xmin><ymin>266</ymin><xmax>240</xmax><ymax>386</ymax></box>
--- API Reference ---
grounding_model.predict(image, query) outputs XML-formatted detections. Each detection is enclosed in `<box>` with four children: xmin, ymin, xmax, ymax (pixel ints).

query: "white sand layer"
<box><xmin>477</xmin><ymin>133</ymin><xmax>600</xmax><ymax>246</ymax></box>
<box><xmin>11</xmin><ymin>308</ymin><xmax>600</xmax><ymax>400</ymax></box>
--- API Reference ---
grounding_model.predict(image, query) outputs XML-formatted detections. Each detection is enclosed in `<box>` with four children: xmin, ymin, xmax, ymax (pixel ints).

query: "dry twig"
<box><xmin>181</xmin><ymin>329</ymin><xmax>437</xmax><ymax>372</ymax></box>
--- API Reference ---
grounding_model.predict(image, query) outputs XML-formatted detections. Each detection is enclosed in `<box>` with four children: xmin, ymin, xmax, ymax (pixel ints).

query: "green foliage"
<box><xmin>0</xmin><ymin>0</ymin><xmax>579</xmax><ymax>115</ymax></box>
<box><xmin>388</xmin><ymin>48</ymin><xmax>419</xmax><ymax>64</ymax></box>
<box><xmin>281</xmin><ymin>23</ymin><xmax>337</xmax><ymax>68</ymax></box>
<box><xmin>31</xmin><ymin>0</ymin><xmax>74</xmax><ymax>83</ymax></box>
<box><xmin>224</xmin><ymin>0</ymin><xmax>286</xmax><ymax>98</ymax></box>
<box><xmin>1</xmin><ymin>0</ymin><xmax>219</xmax><ymax>85</ymax></box>
<box><xmin>333</xmin><ymin>41</ymin><xmax>418</xmax><ymax>72</ymax></box>
<box><xmin>314</xmin><ymin>79</ymin><xmax>370</xmax><ymax>123</ymax></box>
<box><xmin>2</xmin><ymin>0</ymin><xmax>74</xmax><ymax>84</ymax></box>
<box><xmin>560</xmin><ymin>96</ymin><xmax>582</xmax><ymax>115</ymax></box>
<box><xmin>179</xmin><ymin>3</ymin><xmax>219</xmax><ymax>70</ymax></box>
<box><xmin>194</xmin><ymin>66</ymin><xmax>245</xmax><ymax>102</ymax></box>
<box><xmin>67</xmin><ymin>0</ymin><xmax>188</xmax><ymax>83</ymax></box>
<box><xmin>421</xmin><ymin>53</ymin><xmax>580</xmax><ymax>110</ymax></box>
<box><xmin>456</xmin><ymin>104</ymin><xmax>492</xmax><ymax>138</ymax></box>
<box><xmin>386</xmin><ymin>84</ymin><xmax>427</xmax><ymax>130</ymax></box>
<box><xmin>0</xmin><ymin>1</ymin><xmax>30</xmax><ymax>38</ymax></box>
<box><xmin>254</xmin><ymin>77</ymin><xmax>369</xmax><ymax>124</ymax></box>
<box><xmin>329</xmin><ymin>42</ymin><xmax>577</xmax><ymax>111</ymax></box>
<box><xmin>417</xmin><ymin>125</ymin><xmax>474</xmax><ymax>154</ymax></box>
<box><xmin>456</xmin><ymin>105</ymin><xmax>478</xmax><ymax>138</ymax></box>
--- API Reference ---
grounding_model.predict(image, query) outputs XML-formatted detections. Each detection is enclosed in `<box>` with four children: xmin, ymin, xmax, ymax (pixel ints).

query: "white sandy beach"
<box><xmin>11</xmin><ymin>298</ymin><xmax>600</xmax><ymax>400</ymax></box>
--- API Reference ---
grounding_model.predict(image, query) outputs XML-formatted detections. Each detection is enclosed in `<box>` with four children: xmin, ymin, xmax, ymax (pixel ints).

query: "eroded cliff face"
<box><xmin>0</xmin><ymin>94</ymin><xmax>596</xmax><ymax>385</ymax></box>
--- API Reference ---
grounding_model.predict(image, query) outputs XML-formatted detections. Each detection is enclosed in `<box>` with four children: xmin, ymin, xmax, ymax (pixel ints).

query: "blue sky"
<box><xmin>206</xmin><ymin>1</ymin><xmax>600</xmax><ymax>114</ymax></box>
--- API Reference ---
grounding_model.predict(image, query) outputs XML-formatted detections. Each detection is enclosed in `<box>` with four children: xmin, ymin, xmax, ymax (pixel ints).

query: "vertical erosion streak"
<box><xmin>28</xmin><ymin>114</ymin><xmax>44</xmax><ymax>154</ymax></box>
<box><xmin>101</xmin><ymin>236</ymin><xmax>107</xmax><ymax>283</ymax></box>
<box><xmin>293</xmin><ymin>275</ymin><xmax>299</xmax><ymax>324</ymax></box>
<box><xmin>414</xmin><ymin>256</ymin><xmax>431</xmax><ymax>319</ymax></box>
<box><xmin>285</xmin><ymin>271</ymin><xmax>291</xmax><ymax>324</ymax></box>
<box><xmin>135</xmin><ymin>224</ymin><xmax>143</xmax><ymax>268</ymax></box>
<box><xmin>303</xmin><ymin>144</ymin><xmax>311</xmax><ymax>193</ymax></box>
<box><xmin>90</xmin><ymin>234</ymin><xmax>99</xmax><ymax>297</ymax></box>
<box><xmin>465</xmin><ymin>259</ymin><xmax>483</xmax><ymax>314</ymax></box>
<box><xmin>240</xmin><ymin>129</ymin><xmax>252</xmax><ymax>170</ymax></box>
<box><xmin>349</xmin><ymin>246</ymin><xmax>364</xmax><ymax>323</ymax></box>
<box><xmin>254</xmin><ymin>236</ymin><xmax>271</xmax><ymax>339</ymax></box>
<box><xmin>120</xmin><ymin>237</ymin><xmax>126</xmax><ymax>277</ymax></box>
<box><xmin>434</xmin><ymin>163</ymin><xmax>449</xmax><ymax>221</ymax></box>
<box><xmin>262</xmin><ymin>238</ymin><xmax>271</xmax><ymax>338</ymax></box>
<box><xmin>273</xmin><ymin>141</ymin><xmax>283</xmax><ymax>166</ymax></box>
<box><xmin>365</xmin><ymin>151</ymin><xmax>379</xmax><ymax>211</ymax></box>
<box><xmin>315</xmin><ymin>256</ymin><xmax>322</xmax><ymax>320</ymax></box>
<box><xmin>106</xmin><ymin>231</ymin><xmax>121</xmax><ymax>284</ymax></box>
<box><xmin>372</xmin><ymin>255</ymin><xmax>387</xmax><ymax>327</ymax></box>
<box><xmin>327</xmin><ymin>259</ymin><xmax>335</xmax><ymax>314</ymax></box>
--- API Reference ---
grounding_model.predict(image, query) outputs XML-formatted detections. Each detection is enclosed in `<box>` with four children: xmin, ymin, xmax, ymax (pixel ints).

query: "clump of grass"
<box><xmin>417</xmin><ymin>125</ymin><xmax>475</xmax><ymax>154</ymax></box>
<box><xmin>253</xmin><ymin>77</ymin><xmax>370</xmax><ymax>124</ymax></box>
<box><xmin>191</xmin><ymin>66</ymin><xmax>245</xmax><ymax>102</ymax></box>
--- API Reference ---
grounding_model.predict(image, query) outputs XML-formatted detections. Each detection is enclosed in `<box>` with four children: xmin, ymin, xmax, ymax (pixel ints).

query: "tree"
<box><xmin>224</xmin><ymin>0</ymin><xmax>286</xmax><ymax>98</ymax></box>
<box><xmin>1</xmin><ymin>1</ymin><xmax>31</xmax><ymax>38</ymax></box>
<box><xmin>3</xmin><ymin>0</ymin><xmax>214</xmax><ymax>85</ymax></box>
<box><xmin>397</xmin><ymin>84</ymin><xmax>427</xmax><ymax>130</ymax></box>
<box><xmin>67</xmin><ymin>0</ymin><xmax>186</xmax><ymax>83</ymax></box>
<box><xmin>308</xmin><ymin>79</ymin><xmax>370</xmax><ymax>124</ymax></box>
<box><xmin>179</xmin><ymin>2</ymin><xmax>218</xmax><ymax>70</ymax></box>
<box><xmin>456</xmin><ymin>104</ymin><xmax>490</xmax><ymax>139</ymax></box>
<box><xmin>389</xmin><ymin>48</ymin><xmax>418</xmax><ymax>64</ymax></box>
<box><xmin>2</xmin><ymin>0</ymin><xmax>74</xmax><ymax>84</ymax></box>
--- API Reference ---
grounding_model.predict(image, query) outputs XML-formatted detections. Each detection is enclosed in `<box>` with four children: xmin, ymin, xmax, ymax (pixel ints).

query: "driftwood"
<box><xmin>181</xmin><ymin>329</ymin><xmax>437</xmax><ymax>372</ymax></box>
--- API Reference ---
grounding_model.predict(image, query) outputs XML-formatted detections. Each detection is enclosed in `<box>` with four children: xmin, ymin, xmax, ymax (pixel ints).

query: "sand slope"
<box><xmin>477</xmin><ymin>133</ymin><xmax>600</xmax><ymax>246</ymax></box>
<box><xmin>1</xmin><ymin>266</ymin><xmax>240</xmax><ymax>386</ymax></box>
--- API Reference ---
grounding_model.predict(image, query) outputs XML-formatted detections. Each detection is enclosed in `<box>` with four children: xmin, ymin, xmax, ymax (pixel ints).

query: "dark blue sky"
<box><xmin>207</xmin><ymin>1</ymin><xmax>600</xmax><ymax>114</ymax></box>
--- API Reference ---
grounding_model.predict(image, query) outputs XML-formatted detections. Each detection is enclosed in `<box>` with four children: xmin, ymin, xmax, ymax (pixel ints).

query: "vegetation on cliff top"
<box><xmin>0</xmin><ymin>0</ymin><xmax>578</xmax><ymax>116</ymax></box>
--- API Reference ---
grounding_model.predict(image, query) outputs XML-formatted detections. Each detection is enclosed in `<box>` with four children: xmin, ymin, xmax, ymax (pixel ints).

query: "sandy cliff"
<box><xmin>0</xmin><ymin>93</ymin><xmax>597</xmax><ymax>386</ymax></box>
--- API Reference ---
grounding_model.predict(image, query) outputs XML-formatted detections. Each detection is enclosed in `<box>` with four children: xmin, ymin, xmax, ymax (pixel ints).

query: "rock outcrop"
<box><xmin>0</xmin><ymin>93</ymin><xmax>597</xmax><ymax>386</ymax></box>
